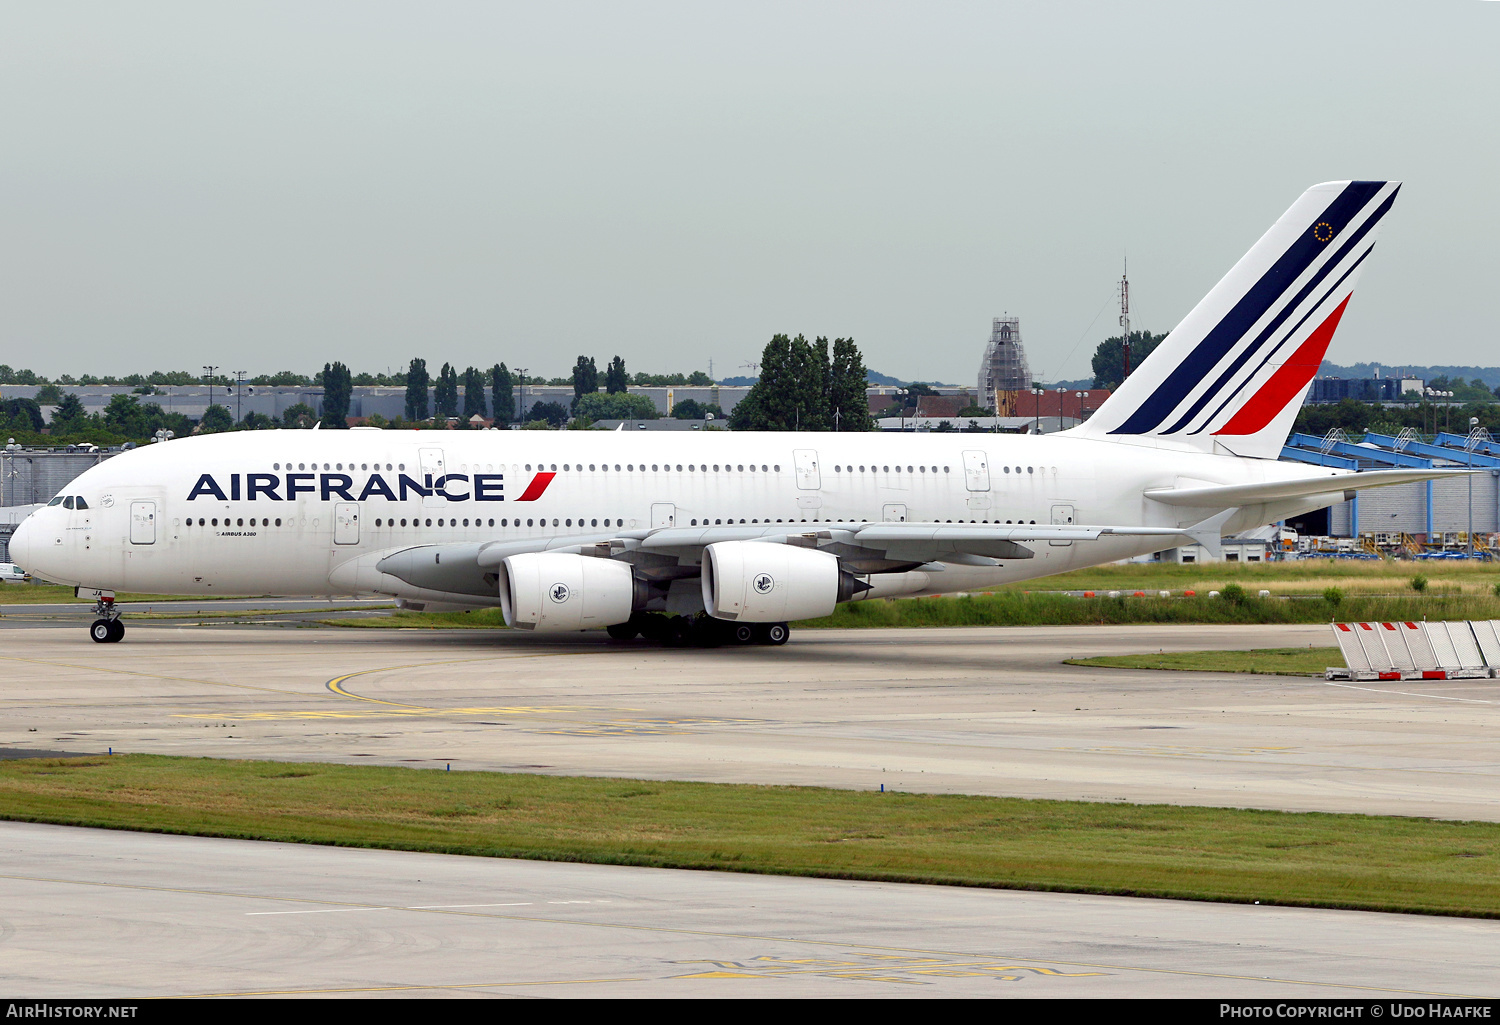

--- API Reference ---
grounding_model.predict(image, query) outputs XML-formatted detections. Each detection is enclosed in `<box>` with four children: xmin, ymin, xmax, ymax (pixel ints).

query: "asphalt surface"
<box><xmin>3</xmin><ymin>820</ymin><xmax>1496</xmax><ymax>999</ymax></box>
<box><xmin>5</xmin><ymin>619</ymin><xmax>1500</xmax><ymax>998</ymax></box>
<box><xmin>2</xmin><ymin>621</ymin><xmax>1497</xmax><ymax>819</ymax></box>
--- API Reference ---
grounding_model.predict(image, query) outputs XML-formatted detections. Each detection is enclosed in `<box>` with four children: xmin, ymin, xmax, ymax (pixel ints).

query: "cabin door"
<box><xmin>1050</xmin><ymin>503</ymin><xmax>1075</xmax><ymax>547</ymax></box>
<box><xmin>334</xmin><ymin>503</ymin><xmax>361</xmax><ymax>545</ymax></box>
<box><xmin>129</xmin><ymin>501</ymin><xmax>156</xmax><ymax>545</ymax></box>
<box><xmin>419</xmin><ymin>447</ymin><xmax>446</xmax><ymax>508</ymax></box>
<box><xmin>962</xmin><ymin>450</ymin><xmax>991</xmax><ymax>492</ymax></box>
<box><xmin>793</xmin><ymin>449</ymin><xmax>821</xmax><ymax>490</ymax></box>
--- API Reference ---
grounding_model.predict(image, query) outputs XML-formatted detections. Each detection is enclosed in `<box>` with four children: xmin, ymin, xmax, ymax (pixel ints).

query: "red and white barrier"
<box><xmin>1327</xmin><ymin>620</ymin><xmax>1498</xmax><ymax>680</ymax></box>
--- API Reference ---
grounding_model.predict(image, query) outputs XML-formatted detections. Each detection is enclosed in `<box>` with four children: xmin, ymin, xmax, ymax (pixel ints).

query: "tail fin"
<box><xmin>1072</xmin><ymin>180</ymin><xmax>1400</xmax><ymax>459</ymax></box>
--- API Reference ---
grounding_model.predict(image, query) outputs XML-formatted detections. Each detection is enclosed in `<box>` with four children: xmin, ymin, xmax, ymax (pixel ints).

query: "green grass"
<box><xmin>0</xmin><ymin>584</ymin><xmax>258</xmax><ymax>605</ymax></box>
<box><xmin>2</xmin><ymin>754</ymin><xmax>1498</xmax><ymax>917</ymax></box>
<box><xmin>797</xmin><ymin>591</ymin><xmax>1500</xmax><ymax>628</ymax></box>
<box><xmin>315</xmin><ymin>591</ymin><xmax>1500</xmax><ymax>631</ymax></box>
<box><xmin>1066</xmin><ymin>647</ymin><xmax>1340</xmax><ymax>676</ymax></box>
<box><xmin>996</xmin><ymin>558</ymin><xmax>1500</xmax><ymax>596</ymax></box>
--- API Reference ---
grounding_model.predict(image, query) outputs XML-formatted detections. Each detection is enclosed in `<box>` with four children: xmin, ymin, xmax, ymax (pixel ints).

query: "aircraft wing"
<box><xmin>362</xmin><ymin>518</ymin><xmax>1219</xmax><ymax>598</ymax></box>
<box><xmin>1143</xmin><ymin>468</ymin><xmax>1476</xmax><ymax>508</ymax></box>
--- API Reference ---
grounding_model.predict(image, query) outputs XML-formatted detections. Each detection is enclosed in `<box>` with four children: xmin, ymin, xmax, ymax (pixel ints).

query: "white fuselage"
<box><xmin>12</xmin><ymin>427</ymin><xmax>1336</xmax><ymax>602</ymax></box>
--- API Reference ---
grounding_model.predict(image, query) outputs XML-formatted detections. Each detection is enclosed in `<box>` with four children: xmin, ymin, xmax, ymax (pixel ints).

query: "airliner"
<box><xmin>10</xmin><ymin>180</ymin><xmax>1457</xmax><ymax>645</ymax></box>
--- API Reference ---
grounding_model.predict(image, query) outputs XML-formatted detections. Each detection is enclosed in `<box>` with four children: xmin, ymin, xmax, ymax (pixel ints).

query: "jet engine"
<box><xmin>498</xmin><ymin>552</ymin><xmax>640</xmax><ymax>632</ymax></box>
<box><xmin>701</xmin><ymin>540</ymin><xmax>860</xmax><ymax>622</ymax></box>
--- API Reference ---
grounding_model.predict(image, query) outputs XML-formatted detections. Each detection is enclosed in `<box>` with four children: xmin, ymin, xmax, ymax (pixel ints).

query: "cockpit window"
<box><xmin>63</xmin><ymin>496</ymin><xmax>75</xmax><ymax>509</ymax></box>
<box><xmin>74</xmin><ymin>497</ymin><xmax>89</xmax><ymax>510</ymax></box>
<box><xmin>47</xmin><ymin>496</ymin><xmax>64</xmax><ymax>506</ymax></box>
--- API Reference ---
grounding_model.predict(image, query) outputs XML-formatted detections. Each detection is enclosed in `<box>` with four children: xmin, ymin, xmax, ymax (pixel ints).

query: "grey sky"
<box><xmin>2</xmin><ymin>2</ymin><xmax>1496</xmax><ymax>384</ymax></box>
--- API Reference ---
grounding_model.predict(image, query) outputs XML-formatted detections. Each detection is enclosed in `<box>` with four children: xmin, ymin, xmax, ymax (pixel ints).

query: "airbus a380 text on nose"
<box><xmin>11</xmin><ymin>181</ymin><xmax>1459</xmax><ymax>645</ymax></box>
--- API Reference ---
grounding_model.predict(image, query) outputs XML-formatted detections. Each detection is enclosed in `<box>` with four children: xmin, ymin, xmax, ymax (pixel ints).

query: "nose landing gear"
<box><xmin>88</xmin><ymin>593</ymin><xmax>124</xmax><ymax>643</ymax></box>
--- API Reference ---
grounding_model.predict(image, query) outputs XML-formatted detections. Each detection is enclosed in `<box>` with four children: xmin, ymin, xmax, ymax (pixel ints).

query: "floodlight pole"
<box><xmin>202</xmin><ymin>366</ymin><xmax>218</xmax><ymax>410</ymax></box>
<box><xmin>1469</xmin><ymin>417</ymin><xmax>1479</xmax><ymax>557</ymax></box>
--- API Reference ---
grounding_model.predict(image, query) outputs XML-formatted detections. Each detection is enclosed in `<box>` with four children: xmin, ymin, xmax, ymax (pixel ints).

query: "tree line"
<box><xmin>0</xmin><ymin>334</ymin><xmax>889</xmax><ymax>444</ymax></box>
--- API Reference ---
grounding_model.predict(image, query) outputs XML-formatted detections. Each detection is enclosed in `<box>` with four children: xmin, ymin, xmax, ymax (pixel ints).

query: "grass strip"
<box><xmin>318</xmin><ymin>593</ymin><xmax>1500</xmax><ymax>631</ymax></box>
<box><xmin>0</xmin><ymin>585</ymin><xmax>261</xmax><ymax>605</ymax></box>
<box><xmin>1065</xmin><ymin>647</ymin><xmax>1340</xmax><ymax>676</ymax></box>
<box><xmin>799</xmin><ymin>592</ymin><xmax>1500</xmax><ymax>628</ymax></box>
<box><xmin>3</xmin><ymin>754</ymin><xmax>1498</xmax><ymax>918</ymax></box>
<box><xmin>994</xmin><ymin>559</ymin><xmax>1500</xmax><ymax>595</ymax></box>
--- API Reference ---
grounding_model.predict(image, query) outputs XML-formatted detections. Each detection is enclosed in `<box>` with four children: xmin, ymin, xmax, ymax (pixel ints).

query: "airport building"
<box><xmin>1307</xmin><ymin>376</ymin><xmax>1425</xmax><ymax>403</ymax></box>
<box><xmin>1280</xmin><ymin>428</ymin><xmax>1500</xmax><ymax>554</ymax></box>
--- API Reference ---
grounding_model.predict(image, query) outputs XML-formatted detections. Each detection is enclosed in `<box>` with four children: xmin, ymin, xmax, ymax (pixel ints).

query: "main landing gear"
<box><xmin>607</xmin><ymin>612</ymin><xmax>789</xmax><ymax>647</ymax></box>
<box><xmin>89</xmin><ymin>594</ymin><xmax>124</xmax><ymax>644</ymax></box>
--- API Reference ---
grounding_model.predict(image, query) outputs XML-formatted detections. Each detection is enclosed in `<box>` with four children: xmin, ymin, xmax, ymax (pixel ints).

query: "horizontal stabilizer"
<box><xmin>1144</xmin><ymin>468</ymin><xmax>1475</xmax><ymax>508</ymax></box>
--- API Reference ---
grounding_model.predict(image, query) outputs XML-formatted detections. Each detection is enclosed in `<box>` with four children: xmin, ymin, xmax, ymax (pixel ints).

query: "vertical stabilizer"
<box><xmin>1072</xmin><ymin>180</ymin><xmax>1400</xmax><ymax>458</ymax></box>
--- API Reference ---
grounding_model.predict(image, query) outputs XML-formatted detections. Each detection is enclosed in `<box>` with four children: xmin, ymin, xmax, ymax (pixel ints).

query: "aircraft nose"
<box><xmin>8</xmin><ymin>515</ymin><xmax>34</xmax><ymax>572</ymax></box>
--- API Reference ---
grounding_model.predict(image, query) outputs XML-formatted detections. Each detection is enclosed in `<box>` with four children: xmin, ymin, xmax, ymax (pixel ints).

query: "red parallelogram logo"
<box><xmin>515</xmin><ymin>472</ymin><xmax>556</xmax><ymax>502</ymax></box>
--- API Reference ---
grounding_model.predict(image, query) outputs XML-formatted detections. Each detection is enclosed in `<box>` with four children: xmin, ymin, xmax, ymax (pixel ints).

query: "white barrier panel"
<box><xmin>1378</xmin><ymin>622</ymin><xmax>1417</xmax><ymax>670</ymax></box>
<box><xmin>1352</xmin><ymin>622</ymin><xmax>1391</xmax><ymax>669</ymax></box>
<box><xmin>1471</xmin><ymin>620</ymin><xmax>1500</xmax><ymax>668</ymax></box>
<box><xmin>1425</xmin><ymin>620</ymin><xmax>1462</xmax><ymax>668</ymax></box>
<box><xmin>1442</xmin><ymin>621</ymin><xmax>1486</xmax><ymax>669</ymax></box>
<box><xmin>1403</xmin><ymin>622</ymin><xmax>1439</xmax><ymax>670</ymax></box>
<box><xmin>1332</xmin><ymin>623</ymin><xmax>1370</xmax><ymax>671</ymax></box>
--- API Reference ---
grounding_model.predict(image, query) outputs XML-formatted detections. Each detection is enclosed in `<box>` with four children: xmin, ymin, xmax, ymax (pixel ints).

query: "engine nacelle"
<box><xmin>701</xmin><ymin>540</ymin><xmax>852</xmax><ymax>622</ymax></box>
<box><xmin>498</xmin><ymin>552</ymin><xmax>637</xmax><ymax>632</ymax></box>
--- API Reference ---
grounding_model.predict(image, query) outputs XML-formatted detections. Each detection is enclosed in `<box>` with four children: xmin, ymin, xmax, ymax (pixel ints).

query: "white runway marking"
<box><xmin>1320</xmin><ymin>680</ymin><xmax>1498</xmax><ymax>704</ymax></box>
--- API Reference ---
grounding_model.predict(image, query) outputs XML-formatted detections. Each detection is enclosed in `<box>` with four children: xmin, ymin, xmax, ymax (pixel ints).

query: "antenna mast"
<box><xmin>1119</xmin><ymin>260</ymin><xmax>1131</xmax><ymax>380</ymax></box>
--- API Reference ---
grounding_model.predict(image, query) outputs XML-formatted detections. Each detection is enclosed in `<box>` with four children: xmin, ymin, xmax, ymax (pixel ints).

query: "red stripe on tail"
<box><xmin>1214</xmin><ymin>295</ymin><xmax>1352</xmax><ymax>436</ymax></box>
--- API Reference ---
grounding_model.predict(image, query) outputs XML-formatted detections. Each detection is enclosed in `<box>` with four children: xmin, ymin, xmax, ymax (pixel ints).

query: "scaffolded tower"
<box><xmin>977</xmin><ymin>316</ymin><xmax>1032</xmax><ymax>416</ymax></box>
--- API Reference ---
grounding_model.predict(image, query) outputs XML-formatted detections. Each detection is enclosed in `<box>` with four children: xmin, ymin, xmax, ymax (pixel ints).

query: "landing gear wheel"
<box><xmin>606</xmin><ymin>622</ymin><xmax>639</xmax><ymax>641</ymax></box>
<box><xmin>754</xmin><ymin>622</ymin><xmax>790</xmax><ymax>646</ymax></box>
<box><xmin>107</xmin><ymin>619</ymin><xmax>125</xmax><ymax>643</ymax></box>
<box><xmin>90</xmin><ymin>619</ymin><xmax>113</xmax><ymax>643</ymax></box>
<box><xmin>689</xmin><ymin>616</ymin><xmax>723</xmax><ymax>648</ymax></box>
<box><xmin>732</xmin><ymin>623</ymin><xmax>756</xmax><ymax>645</ymax></box>
<box><xmin>663</xmin><ymin>617</ymin><xmax>691</xmax><ymax>648</ymax></box>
